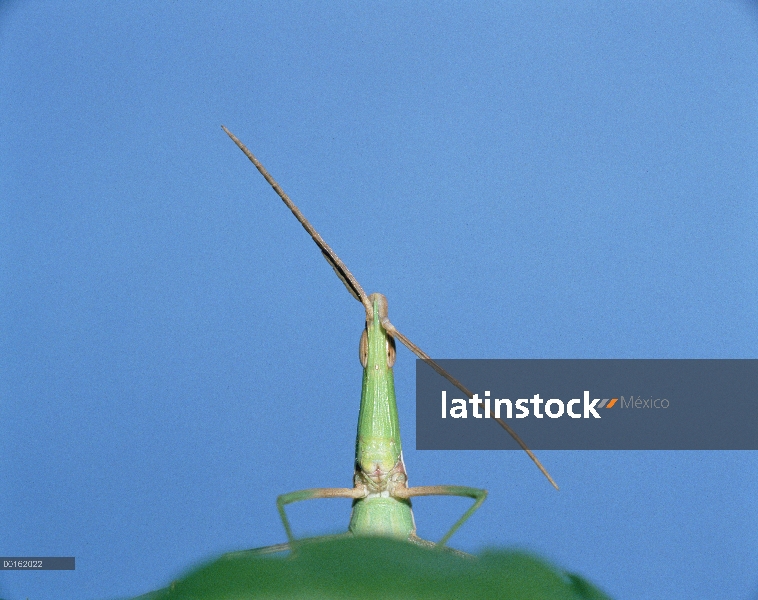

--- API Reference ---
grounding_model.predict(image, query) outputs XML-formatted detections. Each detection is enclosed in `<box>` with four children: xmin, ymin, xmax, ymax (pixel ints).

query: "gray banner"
<box><xmin>416</xmin><ymin>359</ymin><xmax>758</xmax><ymax>450</ymax></box>
<box><xmin>0</xmin><ymin>557</ymin><xmax>75</xmax><ymax>570</ymax></box>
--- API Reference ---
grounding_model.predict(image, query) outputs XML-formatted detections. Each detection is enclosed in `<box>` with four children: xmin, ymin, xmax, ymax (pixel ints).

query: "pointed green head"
<box><xmin>354</xmin><ymin>293</ymin><xmax>403</xmax><ymax>490</ymax></box>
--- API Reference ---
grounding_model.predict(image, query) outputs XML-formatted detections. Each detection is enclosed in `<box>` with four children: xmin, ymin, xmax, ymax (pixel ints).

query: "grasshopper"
<box><xmin>222</xmin><ymin>126</ymin><xmax>557</xmax><ymax>553</ymax></box>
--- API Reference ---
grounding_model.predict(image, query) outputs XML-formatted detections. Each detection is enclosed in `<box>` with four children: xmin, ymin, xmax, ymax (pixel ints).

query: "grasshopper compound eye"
<box><xmin>386</xmin><ymin>335</ymin><xmax>396</xmax><ymax>368</ymax></box>
<box><xmin>359</xmin><ymin>329</ymin><xmax>368</xmax><ymax>368</ymax></box>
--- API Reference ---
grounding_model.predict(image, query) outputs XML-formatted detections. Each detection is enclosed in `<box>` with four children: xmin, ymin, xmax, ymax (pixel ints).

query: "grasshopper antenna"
<box><xmin>221</xmin><ymin>126</ymin><xmax>373</xmax><ymax>318</ymax></box>
<box><xmin>222</xmin><ymin>125</ymin><xmax>559</xmax><ymax>491</ymax></box>
<box><xmin>382</xmin><ymin>322</ymin><xmax>559</xmax><ymax>490</ymax></box>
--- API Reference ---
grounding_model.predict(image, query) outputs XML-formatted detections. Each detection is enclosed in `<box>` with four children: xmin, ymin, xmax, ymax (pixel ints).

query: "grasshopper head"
<box><xmin>354</xmin><ymin>293</ymin><xmax>404</xmax><ymax>493</ymax></box>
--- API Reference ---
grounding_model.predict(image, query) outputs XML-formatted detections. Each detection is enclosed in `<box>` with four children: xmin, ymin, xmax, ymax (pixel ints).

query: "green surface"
<box><xmin>131</xmin><ymin>537</ymin><xmax>612</xmax><ymax>600</ymax></box>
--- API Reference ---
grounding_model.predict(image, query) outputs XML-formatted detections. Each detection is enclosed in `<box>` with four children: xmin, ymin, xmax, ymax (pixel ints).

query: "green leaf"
<box><xmin>130</xmin><ymin>537</ymin><xmax>612</xmax><ymax>600</ymax></box>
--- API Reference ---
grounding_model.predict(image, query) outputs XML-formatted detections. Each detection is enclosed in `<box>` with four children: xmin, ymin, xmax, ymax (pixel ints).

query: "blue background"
<box><xmin>2</xmin><ymin>2</ymin><xmax>757</xmax><ymax>599</ymax></box>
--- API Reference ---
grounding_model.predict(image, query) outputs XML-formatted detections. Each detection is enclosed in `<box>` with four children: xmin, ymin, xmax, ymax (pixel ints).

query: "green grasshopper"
<box><xmin>222</xmin><ymin>127</ymin><xmax>558</xmax><ymax>553</ymax></box>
